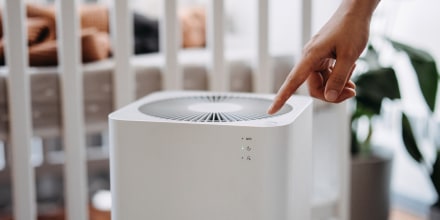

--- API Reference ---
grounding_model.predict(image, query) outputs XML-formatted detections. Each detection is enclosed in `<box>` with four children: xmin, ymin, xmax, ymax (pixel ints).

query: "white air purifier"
<box><xmin>109</xmin><ymin>91</ymin><xmax>313</xmax><ymax>220</ymax></box>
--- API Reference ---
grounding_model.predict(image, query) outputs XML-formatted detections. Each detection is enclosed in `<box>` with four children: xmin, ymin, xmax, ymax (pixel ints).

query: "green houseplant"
<box><xmin>349</xmin><ymin>44</ymin><xmax>401</xmax><ymax>220</ymax></box>
<box><xmin>351</xmin><ymin>45</ymin><xmax>402</xmax><ymax>155</ymax></box>
<box><xmin>350</xmin><ymin>39</ymin><xmax>440</xmax><ymax>219</ymax></box>
<box><xmin>388</xmin><ymin>40</ymin><xmax>440</xmax><ymax>219</ymax></box>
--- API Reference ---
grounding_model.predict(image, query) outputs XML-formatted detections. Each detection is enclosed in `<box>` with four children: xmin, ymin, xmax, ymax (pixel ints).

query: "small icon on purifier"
<box><xmin>247</xmin><ymin>156</ymin><xmax>252</xmax><ymax>160</ymax></box>
<box><xmin>246</xmin><ymin>146</ymin><xmax>252</xmax><ymax>151</ymax></box>
<box><xmin>246</xmin><ymin>137</ymin><xmax>252</xmax><ymax>141</ymax></box>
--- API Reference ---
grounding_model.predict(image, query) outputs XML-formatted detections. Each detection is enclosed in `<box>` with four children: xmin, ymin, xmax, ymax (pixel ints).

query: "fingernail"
<box><xmin>325</xmin><ymin>90</ymin><xmax>338</xmax><ymax>102</ymax></box>
<box><xmin>267</xmin><ymin>104</ymin><xmax>275</xmax><ymax>114</ymax></box>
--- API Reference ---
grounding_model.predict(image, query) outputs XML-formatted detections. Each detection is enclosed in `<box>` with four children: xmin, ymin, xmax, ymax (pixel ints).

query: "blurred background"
<box><xmin>0</xmin><ymin>0</ymin><xmax>439</xmax><ymax>219</ymax></box>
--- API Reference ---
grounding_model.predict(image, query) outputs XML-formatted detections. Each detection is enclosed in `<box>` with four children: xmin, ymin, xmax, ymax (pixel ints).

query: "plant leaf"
<box><xmin>359</xmin><ymin>44</ymin><xmax>381</xmax><ymax>70</ymax></box>
<box><xmin>354</xmin><ymin>67</ymin><xmax>401</xmax><ymax>115</ymax></box>
<box><xmin>401</xmin><ymin>113</ymin><xmax>424</xmax><ymax>163</ymax></box>
<box><xmin>431</xmin><ymin>151</ymin><xmax>440</xmax><ymax>201</ymax></box>
<box><xmin>389</xmin><ymin>39</ymin><xmax>439</xmax><ymax>112</ymax></box>
<box><xmin>351</xmin><ymin>129</ymin><xmax>360</xmax><ymax>155</ymax></box>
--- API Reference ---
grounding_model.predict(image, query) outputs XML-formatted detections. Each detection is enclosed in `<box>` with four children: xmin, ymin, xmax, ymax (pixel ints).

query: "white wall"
<box><xmin>388</xmin><ymin>0</ymin><xmax>440</xmax><ymax>66</ymax></box>
<box><xmin>224</xmin><ymin>0</ymin><xmax>340</xmax><ymax>55</ymax></box>
<box><xmin>129</xmin><ymin>0</ymin><xmax>341</xmax><ymax>56</ymax></box>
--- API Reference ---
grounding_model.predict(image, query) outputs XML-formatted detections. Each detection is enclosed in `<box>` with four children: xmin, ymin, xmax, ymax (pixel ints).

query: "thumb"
<box><xmin>324</xmin><ymin>58</ymin><xmax>355</xmax><ymax>102</ymax></box>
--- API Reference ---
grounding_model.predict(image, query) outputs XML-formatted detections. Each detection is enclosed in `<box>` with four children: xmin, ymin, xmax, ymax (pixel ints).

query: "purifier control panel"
<box><xmin>240</xmin><ymin>137</ymin><xmax>254</xmax><ymax>161</ymax></box>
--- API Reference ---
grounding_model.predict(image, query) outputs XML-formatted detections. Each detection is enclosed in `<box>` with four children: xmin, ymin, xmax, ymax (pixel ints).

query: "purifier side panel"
<box><xmin>109</xmin><ymin>119</ymin><xmax>128</xmax><ymax>220</ymax></box>
<box><xmin>286</xmin><ymin>104</ymin><xmax>313</xmax><ymax>220</ymax></box>
<box><xmin>110</xmin><ymin>121</ymin><xmax>284</xmax><ymax>220</ymax></box>
<box><xmin>258</xmin><ymin>127</ymin><xmax>289</xmax><ymax>220</ymax></box>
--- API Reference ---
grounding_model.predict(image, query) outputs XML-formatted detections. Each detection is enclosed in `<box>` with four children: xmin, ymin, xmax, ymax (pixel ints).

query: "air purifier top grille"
<box><xmin>138</xmin><ymin>94</ymin><xmax>292</xmax><ymax>123</ymax></box>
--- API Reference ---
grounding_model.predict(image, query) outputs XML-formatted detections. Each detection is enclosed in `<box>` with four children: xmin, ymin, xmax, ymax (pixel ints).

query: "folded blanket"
<box><xmin>180</xmin><ymin>6</ymin><xmax>206</xmax><ymax>48</ymax></box>
<box><xmin>29</xmin><ymin>40</ymin><xmax>58</xmax><ymax>66</ymax></box>
<box><xmin>0</xmin><ymin>3</ymin><xmax>110</xmax><ymax>66</ymax></box>
<box><xmin>80</xmin><ymin>4</ymin><xmax>109</xmax><ymax>33</ymax></box>
<box><xmin>27</xmin><ymin>17</ymin><xmax>52</xmax><ymax>45</ymax></box>
<box><xmin>81</xmin><ymin>28</ymin><xmax>110</xmax><ymax>63</ymax></box>
<box><xmin>26</xmin><ymin>4</ymin><xmax>56</xmax><ymax>42</ymax></box>
<box><xmin>0</xmin><ymin>4</ymin><xmax>207</xmax><ymax>66</ymax></box>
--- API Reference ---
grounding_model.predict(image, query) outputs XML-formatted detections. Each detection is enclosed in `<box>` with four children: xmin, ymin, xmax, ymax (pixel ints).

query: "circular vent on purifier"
<box><xmin>138</xmin><ymin>94</ymin><xmax>293</xmax><ymax>123</ymax></box>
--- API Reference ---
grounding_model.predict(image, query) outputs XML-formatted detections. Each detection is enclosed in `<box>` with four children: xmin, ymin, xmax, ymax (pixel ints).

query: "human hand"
<box><xmin>268</xmin><ymin>0</ymin><xmax>379</xmax><ymax>114</ymax></box>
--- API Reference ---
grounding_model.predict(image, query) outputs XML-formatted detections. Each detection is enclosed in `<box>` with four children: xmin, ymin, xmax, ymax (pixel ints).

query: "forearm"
<box><xmin>339</xmin><ymin>0</ymin><xmax>381</xmax><ymax>20</ymax></box>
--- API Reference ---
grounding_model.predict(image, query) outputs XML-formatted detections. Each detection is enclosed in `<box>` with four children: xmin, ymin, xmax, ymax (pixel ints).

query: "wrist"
<box><xmin>340</xmin><ymin>0</ymin><xmax>380</xmax><ymax>19</ymax></box>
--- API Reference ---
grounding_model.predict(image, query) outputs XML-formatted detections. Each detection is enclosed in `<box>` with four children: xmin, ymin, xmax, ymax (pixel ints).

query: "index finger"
<box><xmin>267</xmin><ymin>59</ymin><xmax>313</xmax><ymax>114</ymax></box>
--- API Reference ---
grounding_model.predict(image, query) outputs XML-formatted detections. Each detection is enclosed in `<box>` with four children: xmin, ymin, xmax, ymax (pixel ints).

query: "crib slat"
<box><xmin>111</xmin><ymin>0</ymin><xmax>135</xmax><ymax>108</ymax></box>
<box><xmin>56</xmin><ymin>1</ymin><xmax>89</xmax><ymax>220</ymax></box>
<box><xmin>331</xmin><ymin>102</ymin><xmax>351</xmax><ymax>220</ymax></box>
<box><xmin>208</xmin><ymin>0</ymin><xmax>227</xmax><ymax>91</ymax></box>
<box><xmin>161</xmin><ymin>0</ymin><xmax>181</xmax><ymax>90</ymax></box>
<box><xmin>256</xmin><ymin>0</ymin><xmax>271</xmax><ymax>93</ymax></box>
<box><xmin>2</xmin><ymin>1</ymin><xmax>37</xmax><ymax>219</ymax></box>
<box><xmin>300</xmin><ymin>0</ymin><xmax>312</xmax><ymax>48</ymax></box>
<box><xmin>335</xmin><ymin>103</ymin><xmax>350</xmax><ymax>220</ymax></box>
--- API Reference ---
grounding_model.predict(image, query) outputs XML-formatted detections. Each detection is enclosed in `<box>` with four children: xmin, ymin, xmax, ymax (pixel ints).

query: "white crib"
<box><xmin>0</xmin><ymin>0</ymin><xmax>350</xmax><ymax>219</ymax></box>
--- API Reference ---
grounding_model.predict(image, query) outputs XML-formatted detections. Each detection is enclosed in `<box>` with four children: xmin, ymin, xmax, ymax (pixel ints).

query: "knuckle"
<box><xmin>302</xmin><ymin>37</ymin><xmax>319</xmax><ymax>57</ymax></box>
<box><xmin>339</xmin><ymin>48</ymin><xmax>360</xmax><ymax>61</ymax></box>
<box><xmin>302</xmin><ymin>45</ymin><xmax>316</xmax><ymax>58</ymax></box>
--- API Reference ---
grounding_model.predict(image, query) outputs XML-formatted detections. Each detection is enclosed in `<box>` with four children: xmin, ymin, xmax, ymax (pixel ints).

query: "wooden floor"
<box><xmin>92</xmin><ymin>208</ymin><xmax>428</xmax><ymax>220</ymax></box>
<box><xmin>80</xmin><ymin>208</ymin><xmax>433</xmax><ymax>220</ymax></box>
<box><xmin>0</xmin><ymin>207</ymin><xmax>429</xmax><ymax>220</ymax></box>
<box><xmin>390</xmin><ymin>209</ymin><xmax>426</xmax><ymax>220</ymax></box>
<box><xmin>91</xmin><ymin>209</ymin><xmax>427</xmax><ymax>220</ymax></box>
